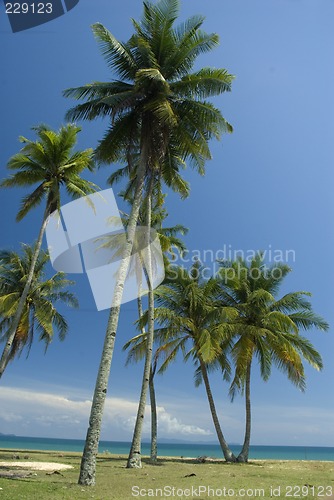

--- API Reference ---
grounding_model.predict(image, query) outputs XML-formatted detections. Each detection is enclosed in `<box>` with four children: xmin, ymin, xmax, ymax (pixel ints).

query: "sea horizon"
<box><xmin>0</xmin><ymin>435</ymin><xmax>333</xmax><ymax>461</ymax></box>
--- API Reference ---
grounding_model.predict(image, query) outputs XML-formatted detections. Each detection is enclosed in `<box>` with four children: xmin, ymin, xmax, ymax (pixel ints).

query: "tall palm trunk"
<box><xmin>78</xmin><ymin>161</ymin><xmax>146</xmax><ymax>486</ymax></box>
<box><xmin>199</xmin><ymin>358</ymin><xmax>236</xmax><ymax>462</ymax></box>
<box><xmin>135</xmin><ymin>292</ymin><xmax>158</xmax><ymax>463</ymax></box>
<box><xmin>237</xmin><ymin>361</ymin><xmax>251</xmax><ymax>463</ymax></box>
<box><xmin>149</xmin><ymin>366</ymin><xmax>158</xmax><ymax>462</ymax></box>
<box><xmin>0</xmin><ymin>208</ymin><xmax>49</xmax><ymax>378</ymax></box>
<box><xmin>127</xmin><ymin>177</ymin><xmax>155</xmax><ymax>468</ymax></box>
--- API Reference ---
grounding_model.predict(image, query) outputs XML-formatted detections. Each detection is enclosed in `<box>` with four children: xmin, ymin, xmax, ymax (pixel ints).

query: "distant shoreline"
<box><xmin>0</xmin><ymin>436</ymin><xmax>333</xmax><ymax>461</ymax></box>
<box><xmin>0</xmin><ymin>434</ymin><xmax>332</xmax><ymax>448</ymax></box>
<box><xmin>1</xmin><ymin>449</ymin><xmax>333</xmax><ymax>464</ymax></box>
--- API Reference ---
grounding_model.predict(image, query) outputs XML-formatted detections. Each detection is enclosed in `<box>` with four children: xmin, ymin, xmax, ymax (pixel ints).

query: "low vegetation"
<box><xmin>0</xmin><ymin>450</ymin><xmax>333</xmax><ymax>499</ymax></box>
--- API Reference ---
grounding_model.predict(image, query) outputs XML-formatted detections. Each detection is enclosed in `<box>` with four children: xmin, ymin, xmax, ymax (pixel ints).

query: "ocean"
<box><xmin>0</xmin><ymin>436</ymin><xmax>333</xmax><ymax>461</ymax></box>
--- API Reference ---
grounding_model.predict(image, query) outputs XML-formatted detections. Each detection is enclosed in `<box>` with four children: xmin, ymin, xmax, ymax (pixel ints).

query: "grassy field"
<box><xmin>0</xmin><ymin>449</ymin><xmax>333</xmax><ymax>499</ymax></box>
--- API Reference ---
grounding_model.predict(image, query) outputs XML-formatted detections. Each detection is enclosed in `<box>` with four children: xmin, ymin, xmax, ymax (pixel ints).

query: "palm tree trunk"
<box><xmin>237</xmin><ymin>361</ymin><xmax>251</xmax><ymax>463</ymax></box>
<box><xmin>199</xmin><ymin>358</ymin><xmax>236</xmax><ymax>462</ymax></box>
<box><xmin>137</xmin><ymin>288</ymin><xmax>158</xmax><ymax>463</ymax></box>
<box><xmin>0</xmin><ymin>208</ymin><xmax>49</xmax><ymax>378</ymax></box>
<box><xmin>78</xmin><ymin>161</ymin><xmax>146</xmax><ymax>486</ymax></box>
<box><xmin>127</xmin><ymin>176</ymin><xmax>155</xmax><ymax>468</ymax></box>
<box><xmin>135</xmin><ymin>289</ymin><xmax>158</xmax><ymax>463</ymax></box>
<box><xmin>149</xmin><ymin>367</ymin><xmax>158</xmax><ymax>463</ymax></box>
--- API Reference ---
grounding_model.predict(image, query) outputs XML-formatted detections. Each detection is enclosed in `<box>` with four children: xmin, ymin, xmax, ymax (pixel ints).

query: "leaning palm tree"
<box><xmin>122</xmin><ymin>202</ymin><xmax>188</xmax><ymax>464</ymax></box>
<box><xmin>123</xmin><ymin>331</ymin><xmax>159</xmax><ymax>462</ymax></box>
<box><xmin>100</xmin><ymin>191</ymin><xmax>188</xmax><ymax>464</ymax></box>
<box><xmin>125</xmin><ymin>188</ymin><xmax>189</xmax><ymax>468</ymax></box>
<box><xmin>64</xmin><ymin>0</ymin><xmax>234</xmax><ymax>484</ymax></box>
<box><xmin>145</xmin><ymin>263</ymin><xmax>237</xmax><ymax>462</ymax></box>
<box><xmin>0</xmin><ymin>124</ymin><xmax>96</xmax><ymax>378</ymax></box>
<box><xmin>218</xmin><ymin>254</ymin><xmax>328</xmax><ymax>462</ymax></box>
<box><xmin>0</xmin><ymin>244</ymin><xmax>78</xmax><ymax>364</ymax></box>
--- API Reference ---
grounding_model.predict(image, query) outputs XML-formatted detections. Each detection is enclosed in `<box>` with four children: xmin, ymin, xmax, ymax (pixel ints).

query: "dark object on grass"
<box><xmin>46</xmin><ymin>470</ymin><xmax>64</xmax><ymax>476</ymax></box>
<box><xmin>0</xmin><ymin>470</ymin><xmax>33</xmax><ymax>479</ymax></box>
<box><xmin>184</xmin><ymin>473</ymin><xmax>197</xmax><ymax>477</ymax></box>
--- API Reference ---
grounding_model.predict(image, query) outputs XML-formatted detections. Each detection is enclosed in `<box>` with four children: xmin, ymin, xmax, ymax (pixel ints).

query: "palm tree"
<box><xmin>218</xmin><ymin>254</ymin><xmax>328</xmax><ymax>462</ymax></box>
<box><xmin>0</xmin><ymin>244</ymin><xmax>78</xmax><ymax>364</ymax></box>
<box><xmin>64</xmin><ymin>0</ymin><xmax>234</xmax><ymax>484</ymax></box>
<box><xmin>122</xmin><ymin>204</ymin><xmax>188</xmax><ymax>464</ymax></box>
<box><xmin>100</xmin><ymin>192</ymin><xmax>188</xmax><ymax>465</ymax></box>
<box><xmin>146</xmin><ymin>262</ymin><xmax>237</xmax><ymax>462</ymax></box>
<box><xmin>125</xmin><ymin>185</ymin><xmax>190</xmax><ymax>468</ymax></box>
<box><xmin>0</xmin><ymin>124</ymin><xmax>96</xmax><ymax>378</ymax></box>
<box><xmin>123</xmin><ymin>331</ymin><xmax>159</xmax><ymax>462</ymax></box>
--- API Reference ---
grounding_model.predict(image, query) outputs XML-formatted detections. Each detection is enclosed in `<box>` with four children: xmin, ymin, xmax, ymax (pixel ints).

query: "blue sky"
<box><xmin>0</xmin><ymin>0</ymin><xmax>334</xmax><ymax>447</ymax></box>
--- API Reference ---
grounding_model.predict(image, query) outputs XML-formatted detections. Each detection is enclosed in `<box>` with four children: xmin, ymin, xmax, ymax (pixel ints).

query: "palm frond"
<box><xmin>92</xmin><ymin>23</ymin><xmax>137</xmax><ymax>80</ymax></box>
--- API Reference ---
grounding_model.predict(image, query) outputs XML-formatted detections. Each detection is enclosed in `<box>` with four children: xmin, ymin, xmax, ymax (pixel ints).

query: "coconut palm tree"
<box><xmin>217</xmin><ymin>254</ymin><xmax>328</xmax><ymax>462</ymax></box>
<box><xmin>0</xmin><ymin>244</ymin><xmax>78</xmax><ymax>364</ymax></box>
<box><xmin>125</xmin><ymin>187</ymin><xmax>189</xmax><ymax>468</ymax></box>
<box><xmin>99</xmin><ymin>190</ymin><xmax>188</xmax><ymax>464</ymax></box>
<box><xmin>122</xmin><ymin>202</ymin><xmax>188</xmax><ymax>464</ymax></box>
<box><xmin>0</xmin><ymin>124</ymin><xmax>96</xmax><ymax>378</ymax></box>
<box><xmin>64</xmin><ymin>0</ymin><xmax>234</xmax><ymax>484</ymax></box>
<box><xmin>123</xmin><ymin>331</ymin><xmax>159</xmax><ymax>462</ymax></box>
<box><xmin>144</xmin><ymin>262</ymin><xmax>237</xmax><ymax>462</ymax></box>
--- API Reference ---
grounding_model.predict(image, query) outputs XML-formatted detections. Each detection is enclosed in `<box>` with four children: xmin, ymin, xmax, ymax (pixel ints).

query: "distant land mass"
<box><xmin>0</xmin><ymin>434</ymin><xmax>241</xmax><ymax>445</ymax></box>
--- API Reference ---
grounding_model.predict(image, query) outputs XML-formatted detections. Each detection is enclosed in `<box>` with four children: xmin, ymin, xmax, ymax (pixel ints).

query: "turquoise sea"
<box><xmin>0</xmin><ymin>436</ymin><xmax>333</xmax><ymax>461</ymax></box>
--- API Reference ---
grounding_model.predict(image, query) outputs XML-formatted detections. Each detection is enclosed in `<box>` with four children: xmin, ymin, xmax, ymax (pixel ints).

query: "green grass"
<box><xmin>0</xmin><ymin>449</ymin><xmax>333</xmax><ymax>499</ymax></box>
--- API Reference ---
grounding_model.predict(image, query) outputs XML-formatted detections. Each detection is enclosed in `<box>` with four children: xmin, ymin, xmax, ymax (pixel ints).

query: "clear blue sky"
<box><xmin>0</xmin><ymin>0</ymin><xmax>333</xmax><ymax>447</ymax></box>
